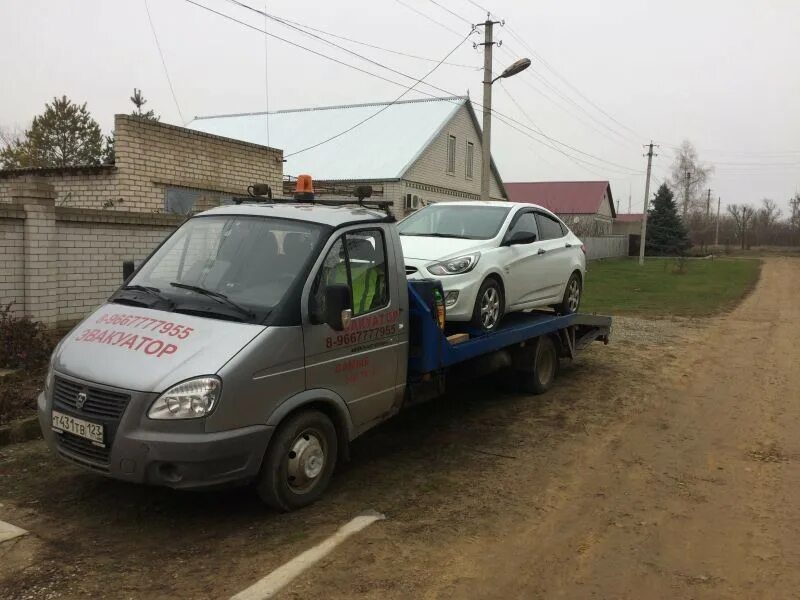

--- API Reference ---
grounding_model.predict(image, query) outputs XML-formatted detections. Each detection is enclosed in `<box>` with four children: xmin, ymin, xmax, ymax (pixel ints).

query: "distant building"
<box><xmin>0</xmin><ymin>115</ymin><xmax>283</xmax><ymax>213</ymax></box>
<box><xmin>189</xmin><ymin>96</ymin><xmax>507</xmax><ymax>217</ymax></box>
<box><xmin>613</xmin><ymin>213</ymin><xmax>644</xmax><ymax>235</ymax></box>
<box><xmin>505</xmin><ymin>181</ymin><xmax>616</xmax><ymax>235</ymax></box>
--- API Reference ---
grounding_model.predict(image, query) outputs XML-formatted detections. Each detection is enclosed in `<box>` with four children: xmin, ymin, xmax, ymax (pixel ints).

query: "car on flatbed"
<box><xmin>399</xmin><ymin>201</ymin><xmax>586</xmax><ymax>332</ymax></box>
<box><xmin>38</xmin><ymin>194</ymin><xmax>609</xmax><ymax>511</ymax></box>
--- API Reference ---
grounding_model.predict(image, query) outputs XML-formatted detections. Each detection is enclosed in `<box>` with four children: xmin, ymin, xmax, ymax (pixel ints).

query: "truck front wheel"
<box><xmin>256</xmin><ymin>410</ymin><xmax>338</xmax><ymax>511</ymax></box>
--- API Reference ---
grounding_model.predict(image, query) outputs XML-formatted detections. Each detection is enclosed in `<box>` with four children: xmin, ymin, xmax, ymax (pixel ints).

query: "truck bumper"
<box><xmin>38</xmin><ymin>390</ymin><xmax>273</xmax><ymax>490</ymax></box>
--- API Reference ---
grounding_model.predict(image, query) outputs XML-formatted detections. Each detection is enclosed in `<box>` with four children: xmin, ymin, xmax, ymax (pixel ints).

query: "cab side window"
<box><xmin>310</xmin><ymin>229</ymin><xmax>389</xmax><ymax>323</ymax></box>
<box><xmin>534</xmin><ymin>212</ymin><xmax>565</xmax><ymax>240</ymax></box>
<box><xmin>507</xmin><ymin>211</ymin><xmax>538</xmax><ymax>240</ymax></box>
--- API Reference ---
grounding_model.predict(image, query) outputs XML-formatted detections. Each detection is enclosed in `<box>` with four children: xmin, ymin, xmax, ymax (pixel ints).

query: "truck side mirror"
<box><xmin>122</xmin><ymin>260</ymin><xmax>135</xmax><ymax>282</ymax></box>
<box><xmin>325</xmin><ymin>284</ymin><xmax>353</xmax><ymax>331</ymax></box>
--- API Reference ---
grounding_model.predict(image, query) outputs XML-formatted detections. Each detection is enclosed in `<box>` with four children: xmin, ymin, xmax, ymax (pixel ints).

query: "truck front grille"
<box><xmin>53</xmin><ymin>377</ymin><xmax>131</xmax><ymax>420</ymax></box>
<box><xmin>56</xmin><ymin>431</ymin><xmax>111</xmax><ymax>471</ymax></box>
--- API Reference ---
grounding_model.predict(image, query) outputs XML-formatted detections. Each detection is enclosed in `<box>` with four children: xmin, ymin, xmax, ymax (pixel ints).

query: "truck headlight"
<box><xmin>148</xmin><ymin>376</ymin><xmax>221</xmax><ymax>420</ymax></box>
<box><xmin>427</xmin><ymin>253</ymin><xmax>480</xmax><ymax>276</ymax></box>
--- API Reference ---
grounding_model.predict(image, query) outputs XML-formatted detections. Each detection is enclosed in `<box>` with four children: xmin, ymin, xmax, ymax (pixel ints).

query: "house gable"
<box><xmin>402</xmin><ymin>102</ymin><xmax>505</xmax><ymax>200</ymax></box>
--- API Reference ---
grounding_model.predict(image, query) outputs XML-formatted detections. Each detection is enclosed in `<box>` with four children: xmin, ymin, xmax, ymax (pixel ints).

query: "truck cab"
<box><xmin>39</xmin><ymin>200</ymin><xmax>409</xmax><ymax>510</ymax></box>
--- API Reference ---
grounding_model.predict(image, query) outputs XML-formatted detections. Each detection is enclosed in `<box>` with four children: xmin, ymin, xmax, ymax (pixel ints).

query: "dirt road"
<box><xmin>1</xmin><ymin>257</ymin><xmax>798</xmax><ymax>599</ymax></box>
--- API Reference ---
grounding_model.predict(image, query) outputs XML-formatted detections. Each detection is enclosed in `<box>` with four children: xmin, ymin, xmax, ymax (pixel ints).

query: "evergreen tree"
<box><xmin>645</xmin><ymin>183</ymin><xmax>691</xmax><ymax>256</ymax></box>
<box><xmin>103</xmin><ymin>89</ymin><xmax>160</xmax><ymax>165</ymax></box>
<box><xmin>0</xmin><ymin>96</ymin><xmax>104</xmax><ymax>168</ymax></box>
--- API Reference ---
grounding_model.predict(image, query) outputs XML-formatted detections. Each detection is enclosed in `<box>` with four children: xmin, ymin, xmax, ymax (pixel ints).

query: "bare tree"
<box><xmin>753</xmin><ymin>198</ymin><xmax>783</xmax><ymax>245</ymax></box>
<box><xmin>0</xmin><ymin>124</ymin><xmax>25</xmax><ymax>149</ymax></box>
<box><xmin>727</xmin><ymin>204</ymin><xmax>756</xmax><ymax>250</ymax></box>
<box><xmin>669</xmin><ymin>140</ymin><xmax>714</xmax><ymax>215</ymax></box>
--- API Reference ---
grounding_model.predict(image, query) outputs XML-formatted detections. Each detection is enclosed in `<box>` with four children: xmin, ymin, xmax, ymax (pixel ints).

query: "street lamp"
<box><xmin>480</xmin><ymin>46</ymin><xmax>530</xmax><ymax>202</ymax></box>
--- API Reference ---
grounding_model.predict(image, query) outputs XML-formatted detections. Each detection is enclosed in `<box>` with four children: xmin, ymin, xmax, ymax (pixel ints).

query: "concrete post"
<box><xmin>11</xmin><ymin>179</ymin><xmax>59</xmax><ymax>325</ymax></box>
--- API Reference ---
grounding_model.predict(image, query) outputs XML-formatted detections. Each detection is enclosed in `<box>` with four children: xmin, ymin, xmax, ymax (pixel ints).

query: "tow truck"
<box><xmin>37</xmin><ymin>182</ymin><xmax>611</xmax><ymax>511</ymax></box>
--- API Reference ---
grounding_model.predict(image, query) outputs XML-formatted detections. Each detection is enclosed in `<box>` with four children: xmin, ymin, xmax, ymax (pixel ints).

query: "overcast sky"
<box><xmin>2</xmin><ymin>0</ymin><xmax>798</xmax><ymax>213</ymax></box>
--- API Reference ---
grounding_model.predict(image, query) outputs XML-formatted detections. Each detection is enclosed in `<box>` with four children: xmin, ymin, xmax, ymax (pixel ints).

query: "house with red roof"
<box><xmin>505</xmin><ymin>181</ymin><xmax>616</xmax><ymax>235</ymax></box>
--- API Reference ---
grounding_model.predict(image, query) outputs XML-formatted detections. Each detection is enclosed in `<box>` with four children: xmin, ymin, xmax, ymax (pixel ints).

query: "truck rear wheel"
<box><xmin>256</xmin><ymin>409</ymin><xmax>338</xmax><ymax>511</ymax></box>
<box><xmin>516</xmin><ymin>335</ymin><xmax>559</xmax><ymax>394</ymax></box>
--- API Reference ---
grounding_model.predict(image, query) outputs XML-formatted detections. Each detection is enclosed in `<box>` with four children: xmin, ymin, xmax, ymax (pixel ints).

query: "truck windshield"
<box><xmin>120</xmin><ymin>215</ymin><xmax>324</xmax><ymax>322</ymax></box>
<box><xmin>398</xmin><ymin>204</ymin><xmax>511</xmax><ymax>240</ymax></box>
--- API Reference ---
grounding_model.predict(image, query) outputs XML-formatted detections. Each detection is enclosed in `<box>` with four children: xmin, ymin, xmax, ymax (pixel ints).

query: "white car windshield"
<box><xmin>398</xmin><ymin>205</ymin><xmax>511</xmax><ymax>240</ymax></box>
<box><xmin>118</xmin><ymin>215</ymin><xmax>324</xmax><ymax>322</ymax></box>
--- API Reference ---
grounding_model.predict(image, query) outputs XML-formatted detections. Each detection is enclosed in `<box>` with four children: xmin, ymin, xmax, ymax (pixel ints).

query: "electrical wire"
<box><xmin>262</xmin><ymin>0</ymin><xmax>270</xmax><ymax>146</ymax></box>
<box><xmin>285</xmin><ymin>31</ymin><xmax>474</xmax><ymax>158</ymax></box>
<box><xmin>393</xmin><ymin>0</ymin><xmax>464</xmax><ymax>36</ymax></box>
<box><xmin>144</xmin><ymin>0</ymin><xmax>185</xmax><ymax>124</ymax></box>
<box><xmin>504</xmin><ymin>23</ymin><xmax>642</xmax><ymax>139</ymax></box>
<box><xmin>185</xmin><ymin>0</ymin><xmax>642</xmax><ymax>174</ymax></box>
<box><xmin>222</xmin><ymin>0</ymin><xmax>476</xmax><ymax>68</ymax></box>
<box><xmin>426</xmin><ymin>0</ymin><xmax>473</xmax><ymax>25</ymax></box>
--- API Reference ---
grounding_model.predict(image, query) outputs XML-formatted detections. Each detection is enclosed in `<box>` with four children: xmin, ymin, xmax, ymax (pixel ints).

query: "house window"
<box><xmin>446</xmin><ymin>135</ymin><xmax>456</xmax><ymax>174</ymax></box>
<box><xmin>466</xmin><ymin>142</ymin><xmax>474</xmax><ymax>179</ymax></box>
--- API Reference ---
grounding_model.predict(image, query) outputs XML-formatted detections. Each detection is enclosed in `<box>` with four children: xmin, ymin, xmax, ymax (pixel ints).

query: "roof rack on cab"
<box><xmin>232</xmin><ymin>174</ymin><xmax>395</xmax><ymax>221</ymax></box>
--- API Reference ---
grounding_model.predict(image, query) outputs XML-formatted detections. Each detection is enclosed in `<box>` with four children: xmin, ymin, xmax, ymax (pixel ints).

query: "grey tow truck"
<box><xmin>38</xmin><ymin>195</ymin><xmax>610</xmax><ymax>510</ymax></box>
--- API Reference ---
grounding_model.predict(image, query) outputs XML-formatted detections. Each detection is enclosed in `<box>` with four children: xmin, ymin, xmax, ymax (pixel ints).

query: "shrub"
<box><xmin>0</xmin><ymin>303</ymin><xmax>51</xmax><ymax>369</ymax></box>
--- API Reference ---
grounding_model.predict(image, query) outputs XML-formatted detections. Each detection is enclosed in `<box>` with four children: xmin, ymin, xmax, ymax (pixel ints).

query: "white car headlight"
<box><xmin>427</xmin><ymin>253</ymin><xmax>480</xmax><ymax>276</ymax></box>
<box><xmin>148</xmin><ymin>376</ymin><xmax>221</xmax><ymax>420</ymax></box>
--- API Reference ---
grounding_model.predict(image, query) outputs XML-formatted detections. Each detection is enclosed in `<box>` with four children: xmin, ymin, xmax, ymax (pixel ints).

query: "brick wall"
<box><xmin>2</xmin><ymin>180</ymin><xmax>181</xmax><ymax>326</ymax></box>
<box><xmin>54</xmin><ymin>208</ymin><xmax>181</xmax><ymax>324</ymax></box>
<box><xmin>0</xmin><ymin>205</ymin><xmax>25</xmax><ymax>310</ymax></box>
<box><xmin>0</xmin><ymin>115</ymin><xmax>283</xmax><ymax>213</ymax></box>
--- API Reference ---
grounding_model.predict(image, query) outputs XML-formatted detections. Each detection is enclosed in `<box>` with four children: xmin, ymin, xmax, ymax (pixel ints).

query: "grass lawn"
<box><xmin>581</xmin><ymin>257</ymin><xmax>761</xmax><ymax>317</ymax></box>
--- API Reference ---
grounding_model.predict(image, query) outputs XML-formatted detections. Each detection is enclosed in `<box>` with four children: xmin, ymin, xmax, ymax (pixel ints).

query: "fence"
<box><xmin>582</xmin><ymin>235</ymin><xmax>629</xmax><ymax>260</ymax></box>
<box><xmin>1</xmin><ymin>180</ymin><xmax>181</xmax><ymax>327</ymax></box>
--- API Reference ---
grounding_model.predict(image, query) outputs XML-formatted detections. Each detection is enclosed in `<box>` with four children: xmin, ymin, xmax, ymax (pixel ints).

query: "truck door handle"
<box><xmin>537</xmin><ymin>248</ymin><xmax>546</xmax><ymax>255</ymax></box>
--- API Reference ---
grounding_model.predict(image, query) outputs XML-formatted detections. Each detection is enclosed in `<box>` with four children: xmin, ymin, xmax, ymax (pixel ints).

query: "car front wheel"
<box><xmin>471</xmin><ymin>278</ymin><xmax>504</xmax><ymax>332</ymax></box>
<box><xmin>555</xmin><ymin>272</ymin><xmax>582</xmax><ymax>315</ymax></box>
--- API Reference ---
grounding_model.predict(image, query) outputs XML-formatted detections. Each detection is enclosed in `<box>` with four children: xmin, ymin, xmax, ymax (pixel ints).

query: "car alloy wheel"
<box><xmin>480</xmin><ymin>286</ymin><xmax>501</xmax><ymax>329</ymax></box>
<box><xmin>567</xmin><ymin>278</ymin><xmax>581</xmax><ymax>313</ymax></box>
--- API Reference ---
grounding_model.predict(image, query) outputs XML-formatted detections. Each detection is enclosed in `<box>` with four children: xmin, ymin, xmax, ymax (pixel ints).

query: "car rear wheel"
<box><xmin>471</xmin><ymin>278</ymin><xmax>504</xmax><ymax>332</ymax></box>
<box><xmin>256</xmin><ymin>409</ymin><xmax>338</xmax><ymax>511</ymax></box>
<box><xmin>555</xmin><ymin>272</ymin><xmax>582</xmax><ymax>315</ymax></box>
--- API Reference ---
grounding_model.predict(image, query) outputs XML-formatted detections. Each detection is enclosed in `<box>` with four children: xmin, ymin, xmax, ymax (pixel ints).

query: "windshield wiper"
<box><xmin>170</xmin><ymin>282</ymin><xmax>255</xmax><ymax>320</ymax></box>
<box><xmin>119</xmin><ymin>285</ymin><xmax>174</xmax><ymax>306</ymax></box>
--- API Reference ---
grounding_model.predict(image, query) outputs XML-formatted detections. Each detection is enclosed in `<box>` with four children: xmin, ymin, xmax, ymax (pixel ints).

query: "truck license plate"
<box><xmin>52</xmin><ymin>410</ymin><xmax>105</xmax><ymax>446</ymax></box>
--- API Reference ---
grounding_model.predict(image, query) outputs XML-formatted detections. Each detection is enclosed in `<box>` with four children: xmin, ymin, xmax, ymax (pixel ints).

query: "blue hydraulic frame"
<box><xmin>407</xmin><ymin>283</ymin><xmax>611</xmax><ymax>376</ymax></box>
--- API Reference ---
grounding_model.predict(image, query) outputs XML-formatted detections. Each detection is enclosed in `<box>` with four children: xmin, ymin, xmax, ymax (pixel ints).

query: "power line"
<box><xmin>223</xmin><ymin>0</ymin><xmax>476</xmax><ymax>68</ymax></box>
<box><xmin>285</xmin><ymin>31</ymin><xmax>474</xmax><ymax>158</ymax></box>
<box><xmin>426</xmin><ymin>0</ymin><xmax>473</xmax><ymax>25</ymax></box>
<box><xmin>185</xmin><ymin>0</ymin><xmax>641</xmax><ymax>174</ymax></box>
<box><xmin>144</xmin><ymin>0</ymin><xmax>185</xmax><ymax>124</ymax></box>
<box><xmin>221</xmin><ymin>0</ymin><xmax>474</xmax><ymax>100</ymax></box>
<box><xmin>262</xmin><ymin>0</ymin><xmax>270</xmax><ymax>146</ymax></box>
<box><xmin>503</xmin><ymin>23</ymin><xmax>642</xmax><ymax>139</ymax></box>
<box><xmin>393</xmin><ymin>0</ymin><xmax>464</xmax><ymax>36</ymax></box>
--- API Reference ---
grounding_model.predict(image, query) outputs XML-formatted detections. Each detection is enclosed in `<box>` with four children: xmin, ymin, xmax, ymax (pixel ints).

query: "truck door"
<box><xmin>302</xmin><ymin>226</ymin><xmax>403</xmax><ymax>435</ymax></box>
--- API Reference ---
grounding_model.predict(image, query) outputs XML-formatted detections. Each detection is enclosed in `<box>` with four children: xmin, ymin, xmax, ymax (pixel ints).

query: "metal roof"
<box><xmin>189</xmin><ymin>97</ymin><xmax>468</xmax><ymax>182</ymax></box>
<box><xmin>198</xmin><ymin>202</ymin><xmax>388</xmax><ymax>227</ymax></box>
<box><xmin>505</xmin><ymin>181</ymin><xmax>616</xmax><ymax>217</ymax></box>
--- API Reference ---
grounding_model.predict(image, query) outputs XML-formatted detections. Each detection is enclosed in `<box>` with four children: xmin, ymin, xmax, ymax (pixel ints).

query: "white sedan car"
<box><xmin>399</xmin><ymin>201</ymin><xmax>586</xmax><ymax>331</ymax></box>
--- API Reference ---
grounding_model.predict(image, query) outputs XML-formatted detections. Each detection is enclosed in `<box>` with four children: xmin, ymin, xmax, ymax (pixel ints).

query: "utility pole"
<box><xmin>715</xmin><ymin>196</ymin><xmax>721</xmax><ymax>246</ymax></box>
<box><xmin>479</xmin><ymin>17</ymin><xmax>498</xmax><ymax>203</ymax></box>
<box><xmin>638</xmin><ymin>142</ymin><xmax>658</xmax><ymax>265</ymax></box>
<box><xmin>683</xmin><ymin>170</ymin><xmax>692</xmax><ymax>217</ymax></box>
<box><xmin>706</xmin><ymin>188</ymin><xmax>711</xmax><ymax>218</ymax></box>
<box><xmin>616</xmin><ymin>199</ymin><xmax>620</xmax><ymax>214</ymax></box>
<box><xmin>474</xmin><ymin>17</ymin><xmax>528</xmax><ymax>202</ymax></box>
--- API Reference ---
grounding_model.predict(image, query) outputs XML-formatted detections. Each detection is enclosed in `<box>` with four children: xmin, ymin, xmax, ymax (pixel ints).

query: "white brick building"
<box><xmin>189</xmin><ymin>96</ymin><xmax>507</xmax><ymax>217</ymax></box>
